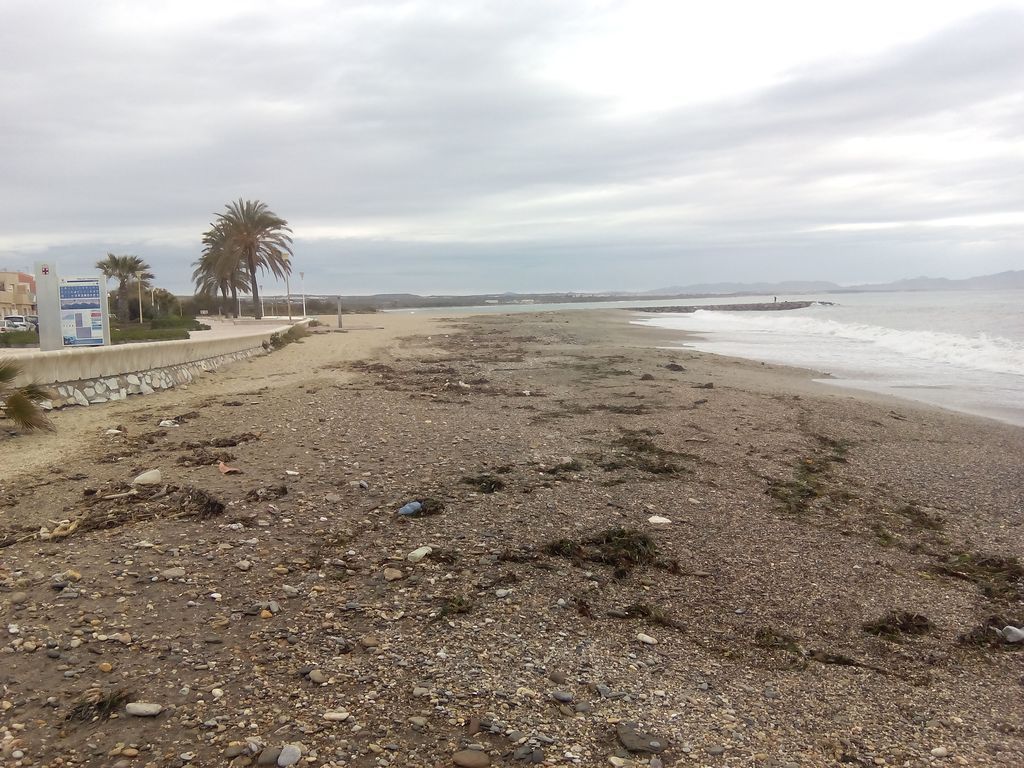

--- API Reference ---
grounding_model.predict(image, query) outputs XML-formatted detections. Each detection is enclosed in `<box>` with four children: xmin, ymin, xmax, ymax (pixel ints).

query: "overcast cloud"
<box><xmin>1</xmin><ymin>1</ymin><xmax>1022</xmax><ymax>294</ymax></box>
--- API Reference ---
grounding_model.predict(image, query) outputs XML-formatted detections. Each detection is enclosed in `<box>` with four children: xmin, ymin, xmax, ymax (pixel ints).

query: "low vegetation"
<box><xmin>0</xmin><ymin>358</ymin><xmax>52</xmax><ymax>431</ymax></box>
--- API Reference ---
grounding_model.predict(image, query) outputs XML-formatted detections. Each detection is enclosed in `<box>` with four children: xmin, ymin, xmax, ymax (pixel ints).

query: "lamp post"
<box><xmin>136</xmin><ymin>273</ymin><xmax>144</xmax><ymax>324</ymax></box>
<box><xmin>300</xmin><ymin>272</ymin><xmax>306</xmax><ymax>318</ymax></box>
<box><xmin>260</xmin><ymin>286</ymin><xmax>265</xmax><ymax>318</ymax></box>
<box><xmin>285</xmin><ymin>272</ymin><xmax>292</xmax><ymax>322</ymax></box>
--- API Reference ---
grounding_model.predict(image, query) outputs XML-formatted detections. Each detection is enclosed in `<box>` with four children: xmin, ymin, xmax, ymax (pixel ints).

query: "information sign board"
<box><xmin>59</xmin><ymin>277</ymin><xmax>106</xmax><ymax>347</ymax></box>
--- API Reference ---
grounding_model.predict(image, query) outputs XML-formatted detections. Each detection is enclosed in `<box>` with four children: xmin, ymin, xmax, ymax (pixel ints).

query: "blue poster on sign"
<box><xmin>60</xmin><ymin>277</ymin><xmax>106</xmax><ymax>347</ymax></box>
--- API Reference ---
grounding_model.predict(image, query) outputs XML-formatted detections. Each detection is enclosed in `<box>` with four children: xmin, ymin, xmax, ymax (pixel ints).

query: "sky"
<box><xmin>1</xmin><ymin>0</ymin><xmax>1023</xmax><ymax>295</ymax></box>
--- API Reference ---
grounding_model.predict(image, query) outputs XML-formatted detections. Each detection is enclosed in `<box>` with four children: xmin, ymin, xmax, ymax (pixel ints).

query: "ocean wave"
<box><xmin>638</xmin><ymin>311</ymin><xmax>1024</xmax><ymax>377</ymax></box>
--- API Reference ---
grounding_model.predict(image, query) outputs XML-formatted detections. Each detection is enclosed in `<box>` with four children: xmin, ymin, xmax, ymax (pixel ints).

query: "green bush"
<box><xmin>112</xmin><ymin>327</ymin><xmax>190</xmax><ymax>344</ymax></box>
<box><xmin>0</xmin><ymin>331</ymin><xmax>39</xmax><ymax>348</ymax></box>
<box><xmin>150</xmin><ymin>316</ymin><xmax>208</xmax><ymax>330</ymax></box>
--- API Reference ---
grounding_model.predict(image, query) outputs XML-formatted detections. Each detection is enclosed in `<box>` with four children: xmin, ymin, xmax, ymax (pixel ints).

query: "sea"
<box><xmin>632</xmin><ymin>290</ymin><xmax>1024</xmax><ymax>427</ymax></box>
<box><xmin>397</xmin><ymin>290</ymin><xmax>1024</xmax><ymax>427</ymax></box>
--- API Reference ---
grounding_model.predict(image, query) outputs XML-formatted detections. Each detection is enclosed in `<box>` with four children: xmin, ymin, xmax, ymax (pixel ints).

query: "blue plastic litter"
<box><xmin>398</xmin><ymin>501</ymin><xmax>423</xmax><ymax>516</ymax></box>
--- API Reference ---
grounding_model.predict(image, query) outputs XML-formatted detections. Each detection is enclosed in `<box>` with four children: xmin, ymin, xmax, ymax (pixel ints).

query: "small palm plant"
<box><xmin>0</xmin><ymin>358</ymin><xmax>53</xmax><ymax>432</ymax></box>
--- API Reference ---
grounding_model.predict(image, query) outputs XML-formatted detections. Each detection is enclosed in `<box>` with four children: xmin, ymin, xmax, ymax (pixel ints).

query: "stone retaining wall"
<box><xmin>42</xmin><ymin>345</ymin><xmax>267</xmax><ymax>409</ymax></box>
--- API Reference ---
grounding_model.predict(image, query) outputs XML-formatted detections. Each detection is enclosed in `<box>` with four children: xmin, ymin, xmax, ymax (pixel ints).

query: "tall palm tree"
<box><xmin>0</xmin><ymin>359</ymin><xmax>52</xmax><ymax>432</ymax></box>
<box><xmin>203</xmin><ymin>199</ymin><xmax>292</xmax><ymax>319</ymax></box>
<box><xmin>96</xmin><ymin>253</ymin><xmax>154</xmax><ymax>321</ymax></box>
<box><xmin>193</xmin><ymin>221</ymin><xmax>252</xmax><ymax>317</ymax></box>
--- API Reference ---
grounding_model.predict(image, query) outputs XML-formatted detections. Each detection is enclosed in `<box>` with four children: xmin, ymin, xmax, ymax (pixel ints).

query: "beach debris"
<box><xmin>105</xmin><ymin>428</ymin><xmax>123</xmax><ymax>435</ymax></box>
<box><xmin>1000</xmin><ymin>625</ymin><xmax>1024</xmax><ymax>643</ymax></box>
<box><xmin>285</xmin><ymin>469</ymin><xmax>300</xmax><ymax>476</ymax></box>
<box><xmin>407</xmin><ymin>545</ymin><xmax>433</xmax><ymax>562</ymax></box>
<box><xmin>862</xmin><ymin>611</ymin><xmax>933</xmax><ymax>639</ymax></box>
<box><xmin>398</xmin><ymin>500</ymin><xmax>422</xmax><ymax>516</ymax></box>
<box><xmin>131</xmin><ymin>469</ymin><xmax>162</xmax><ymax>486</ymax></box>
<box><xmin>693</xmin><ymin>382</ymin><xmax>714</xmax><ymax>389</ymax></box>
<box><xmin>461</xmin><ymin>474</ymin><xmax>505</xmax><ymax>493</ymax></box>
<box><xmin>396</xmin><ymin>498</ymin><xmax>445</xmax><ymax>517</ymax></box>
<box><xmin>218</xmin><ymin>461</ymin><xmax>242</xmax><ymax>475</ymax></box>
<box><xmin>158</xmin><ymin>419</ymin><xmax>179</xmax><ymax>428</ymax></box>
<box><xmin>245</xmin><ymin>485</ymin><xmax>287</xmax><ymax>501</ymax></box>
<box><xmin>640</xmin><ymin>373</ymin><xmax>655</xmax><ymax>380</ymax></box>
<box><xmin>663</xmin><ymin>363</ymin><xmax>685</xmax><ymax>372</ymax></box>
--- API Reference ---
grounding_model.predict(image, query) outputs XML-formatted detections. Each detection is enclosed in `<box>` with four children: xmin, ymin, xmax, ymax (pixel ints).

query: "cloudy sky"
<box><xmin>1</xmin><ymin>1</ymin><xmax>1022</xmax><ymax>294</ymax></box>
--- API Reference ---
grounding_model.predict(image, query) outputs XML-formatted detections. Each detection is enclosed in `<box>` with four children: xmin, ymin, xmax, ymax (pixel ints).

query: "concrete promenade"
<box><xmin>6</xmin><ymin>318</ymin><xmax>299</xmax><ymax>386</ymax></box>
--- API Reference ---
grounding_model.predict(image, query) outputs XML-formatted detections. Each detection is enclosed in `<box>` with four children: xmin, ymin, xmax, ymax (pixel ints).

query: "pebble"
<box><xmin>409</xmin><ymin>716</ymin><xmax>428</xmax><ymax>727</ymax></box>
<box><xmin>277</xmin><ymin>744</ymin><xmax>301</xmax><ymax>766</ymax></box>
<box><xmin>308</xmin><ymin>669</ymin><xmax>327</xmax><ymax>684</ymax></box>
<box><xmin>383</xmin><ymin>567</ymin><xmax>404</xmax><ymax>582</ymax></box>
<box><xmin>552</xmin><ymin>690</ymin><xmax>574</xmax><ymax>703</ymax></box>
<box><xmin>616</xmin><ymin>723</ymin><xmax>666</xmax><ymax>754</ymax></box>
<box><xmin>132</xmin><ymin>469</ymin><xmax>162</xmax><ymax>485</ymax></box>
<box><xmin>648</xmin><ymin>515</ymin><xmax>671</xmax><ymax>524</ymax></box>
<box><xmin>931</xmin><ymin>747</ymin><xmax>950</xmax><ymax>758</ymax></box>
<box><xmin>636</xmin><ymin>633</ymin><xmax>658</xmax><ymax>645</ymax></box>
<box><xmin>359</xmin><ymin>635</ymin><xmax>380</xmax><ymax>648</ymax></box>
<box><xmin>160</xmin><ymin>567</ymin><xmax>186</xmax><ymax>580</ymax></box>
<box><xmin>125</xmin><ymin>702</ymin><xmax>163</xmax><ymax>717</ymax></box>
<box><xmin>407</xmin><ymin>546</ymin><xmax>433</xmax><ymax>562</ymax></box>
<box><xmin>257</xmin><ymin>747</ymin><xmax>281</xmax><ymax>765</ymax></box>
<box><xmin>496</xmin><ymin>589</ymin><xmax>512</xmax><ymax>598</ymax></box>
<box><xmin>98</xmin><ymin>662</ymin><xmax>114</xmax><ymax>673</ymax></box>
<box><xmin>707</xmin><ymin>745</ymin><xmax>725</xmax><ymax>756</ymax></box>
<box><xmin>548</xmin><ymin>670</ymin><xmax>568</xmax><ymax>684</ymax></box>
<box><xmin>235</xmin><ymin>560</ymin><xmax>252</xmax><ymax>571</ymax></box>
<box><xmin>323</xmin><ymin>711</ymin><xmax>350</xmax><ymax>722</ymax></box>
<box><xmin>452</xmin><ymin>749</ymin><xmax>491</xmax><ymax>767</ymax></box>
<box><xmin>9</xmin><ymin>591</ymin><xmax>28</xmax><ymax>605</ymax></box>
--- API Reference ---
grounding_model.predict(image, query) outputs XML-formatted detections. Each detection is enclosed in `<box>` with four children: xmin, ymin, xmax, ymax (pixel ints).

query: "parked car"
<box><xmin>3</xmin><ymin>316</ymin><xmax>31</xmax><ymax>331</ymax></box>
<box><xmin>26</xmin><ymin>315</ymin><xmax>39</xmax><ymax>330</ymax></box>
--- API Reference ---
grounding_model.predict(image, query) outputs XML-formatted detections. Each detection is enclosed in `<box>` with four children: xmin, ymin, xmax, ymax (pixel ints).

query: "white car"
<box><xmin>3</xmin><ymin>316</ymin><xmax>31</xmax><ymax>331</ymax></box>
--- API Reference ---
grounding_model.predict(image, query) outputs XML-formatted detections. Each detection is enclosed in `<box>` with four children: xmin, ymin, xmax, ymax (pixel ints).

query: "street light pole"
<box><xmin>260</xmin><ymin>286</ymin><xmax>265</xmax><ymax>318</ymax></box>
<box><xmin>300</xmin><ymin>272</ymin><xmax>306</xmax><ymax>318</ymax></box>
<box><xmin>136</xmin><ymin>273</ymin><xmax>144</xmax><ymax>324</ymax></box>
<box><xmin>286</xmin><ymin>273</ymin><xmax>292</xmax><ymax>322</ymax></box>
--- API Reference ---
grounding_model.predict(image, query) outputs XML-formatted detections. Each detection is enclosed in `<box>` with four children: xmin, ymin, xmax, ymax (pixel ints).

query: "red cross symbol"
<box><xmin>41</xmin><ymin>266</ymin><xmax>50</xmax><ymax>275</ymax></box>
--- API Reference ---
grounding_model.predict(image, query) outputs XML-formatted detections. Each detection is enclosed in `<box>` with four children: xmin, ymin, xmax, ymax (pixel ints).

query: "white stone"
<box><xmin>140</xmin><ymin>383</ymin><xmax>154</xmax><ymax>395</ymax></box>
<box><xmin>126</xmin><ymin>702</ymin><xmax>163</xmax><ymax>717</ymax></box>
<box><xmin>648</xmin><ymin>515</ymin><xmax>671</xmax><ymax>524</ymax></box>
<box><xmin>84</xmin><ymin>387</ymin><xmax>96</xmax><ymax>397</ymax></box>
<box><xmin>930</xmin><ymin>747</ymin><xmax>949</xmax><ymax>758</ymax></box>
<box><xmin>636</xmin><ymin>633</ymin><xmax>658</xmax><ymax>645</ymax></box>
<box><xmin>132</xmin><ymin>469</ymin><xmax>162</xmax><ymax>485</ymax></box>
<box><xmin>323</xmin><ymin>711</ymin><xmax>350</xmax><ymax>722</ymax></box>
<box><xmin>1001</xmin><ymin>625</ymin><xmax>1024</xmax><ymax>643</ymax></box>
<box><xmin>94</xmin><ymin>380</ymin><xmax>107</xmax><ymax>393</ymax></box>
<box><xmin>73</xmin><ymin>390</ymin><xmax>89</xmax><ymax>407</ymax></box>
<box><xmin>127</xmin><ymin>374</ymin><xmax>140</xmax><ymax>385</ymax></box>
<box><xmin>407</xmin><ymin>546</ymin><xmax>433</xmax><ymax>563</ymax></box>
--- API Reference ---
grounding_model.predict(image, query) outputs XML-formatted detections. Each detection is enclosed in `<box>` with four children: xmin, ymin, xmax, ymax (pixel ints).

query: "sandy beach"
<box><xmin>1</xmin><ymin>309</ymin><xmax>1022</xmax><ymax>767</ymax></box>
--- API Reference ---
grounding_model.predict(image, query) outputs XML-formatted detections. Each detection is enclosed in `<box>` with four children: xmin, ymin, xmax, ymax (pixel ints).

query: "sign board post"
<box><xmin>35</xmin><ymin>262</ymin><xmax>62</xmax><ymax>351</ymax></box>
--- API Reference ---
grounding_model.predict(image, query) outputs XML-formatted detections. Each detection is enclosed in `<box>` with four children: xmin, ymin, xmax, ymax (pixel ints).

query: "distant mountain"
<box><xmin>847</xmin><ymin>270</ymin><xmax>1024</xmax><ymax>292</ymax></box>
<box><xmin>646</xmin><ymin>270</ymin><xmax>1024</xmax><ymax>296</ymax></box>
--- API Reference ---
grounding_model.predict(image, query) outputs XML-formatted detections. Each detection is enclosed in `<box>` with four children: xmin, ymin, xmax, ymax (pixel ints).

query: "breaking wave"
<box><xmin>639</xmin><ymin>311</ymin><xmax>1024</xmax><ymax>378</ymax></box>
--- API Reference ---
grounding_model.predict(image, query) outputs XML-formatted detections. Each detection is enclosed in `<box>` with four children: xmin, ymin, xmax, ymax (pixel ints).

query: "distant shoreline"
<box><xmin>629</xmin><ymin>300</ymin><xmax>821</xmax><ymax>314</ymax></box>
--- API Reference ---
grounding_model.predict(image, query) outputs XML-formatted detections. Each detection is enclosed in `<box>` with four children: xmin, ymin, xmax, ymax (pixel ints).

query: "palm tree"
<box><xmin>96</xmin><ymin>254</ymin><xmax>154</xmax><ymax>321</ymax></box>
<box><xmin>202</xmin><ymin>200</ymin><xmax>292</xmax><ymax>319</ymax></box>
<box><xmin>192</xmin><ymin>222</ymin><xmax>252</xmax><ymax>317</ymax></box>
<box><xmin>0</xmin><ymin>359</ymin><xmax>52</xmax><ymax>432</ymax></box>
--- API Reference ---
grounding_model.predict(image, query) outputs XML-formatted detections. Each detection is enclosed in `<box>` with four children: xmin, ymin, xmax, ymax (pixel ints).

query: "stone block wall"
<box><xmin>40</xmin><ymin>346</ymin><xmax>266</xmax><ymax>410</ymax></box>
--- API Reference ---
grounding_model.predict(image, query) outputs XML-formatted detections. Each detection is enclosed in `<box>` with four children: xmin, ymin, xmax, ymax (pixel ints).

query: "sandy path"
<box><xmin>0</xmin><ymin>313</ymin><xmax>447</xmax><ymax>482</ymax></box>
